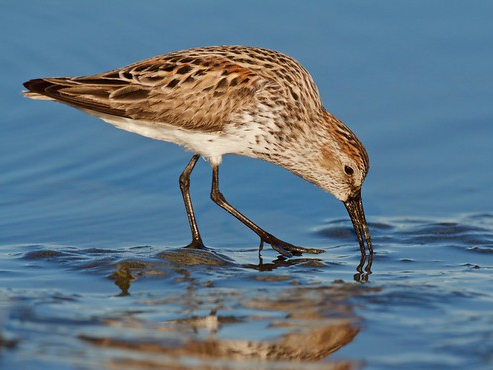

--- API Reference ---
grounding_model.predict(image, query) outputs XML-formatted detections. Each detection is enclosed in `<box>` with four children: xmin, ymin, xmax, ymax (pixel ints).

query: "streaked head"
<box><xmin>317</xmin><ymin>114</ymin><xmax>373</xmax><ymax>255</ymax></box>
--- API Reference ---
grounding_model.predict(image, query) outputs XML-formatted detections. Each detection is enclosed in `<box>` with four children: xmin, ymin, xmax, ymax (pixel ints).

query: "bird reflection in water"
<box><xmin>102</xmin><ymin>248</ymin><xmax>371</xmax><ymax>368</ymax></box>
<box><xmin>82</xmin><ymin>284</ymin><xmax>362</xmax><ymax>368</ymax></box>
<box><xmin>243</xmin><ymin>253</ymin><xmax>373</xmax><ymax>283</ymax></box>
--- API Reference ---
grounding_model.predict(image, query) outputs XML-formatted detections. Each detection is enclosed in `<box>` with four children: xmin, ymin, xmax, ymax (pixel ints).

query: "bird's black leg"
<box><xmin>179</xmin><ymin>154</ymin><xmax>204</xmax><ymax>249</ymax></box>
<box><xmin>210</xmin><ymin>164</ymin><xmax>324</xmax><ymax>257</ymax></box>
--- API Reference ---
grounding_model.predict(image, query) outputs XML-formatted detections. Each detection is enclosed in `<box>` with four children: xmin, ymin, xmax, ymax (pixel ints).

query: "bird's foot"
<box><xmin>184</xmin><ymin>239</ymin><xmax>206</xmax><ymax>249</ymax></box>
<box><xmin>260</xmin><ymin>233</ymin><xmax>325</xmax><ymax>258</ymax></box>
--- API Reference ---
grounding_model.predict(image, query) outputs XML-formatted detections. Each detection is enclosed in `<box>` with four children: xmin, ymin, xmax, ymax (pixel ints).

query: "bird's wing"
<box><xmin>23</xmin><ymin>53</ymin><xmax>274</xmax><ymax>132</ymax></box>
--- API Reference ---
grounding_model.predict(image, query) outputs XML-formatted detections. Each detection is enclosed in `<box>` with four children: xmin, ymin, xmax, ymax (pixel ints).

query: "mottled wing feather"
<box><xmin>23</xmin><ymin>54</ymin><xmax>271</xmax><ymax>132</ymax></box>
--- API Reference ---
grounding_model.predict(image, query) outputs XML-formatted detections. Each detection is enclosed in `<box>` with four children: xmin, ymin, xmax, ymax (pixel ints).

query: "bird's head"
<box><xmin>314</xmin><ymin>113</ymin><xmax>373</xmax><ymax>255</ymax></box>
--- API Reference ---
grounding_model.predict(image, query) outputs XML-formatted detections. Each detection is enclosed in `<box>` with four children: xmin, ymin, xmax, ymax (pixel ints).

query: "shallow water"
<box><xmin>2</xmin><ymin>215</ymin><xmax>492</xmax><ymax>369</ymax></box>
<box><xmin>1</xmin><ymin>1</ymin><xmax>493</xmax><ymax>369</ymax></box>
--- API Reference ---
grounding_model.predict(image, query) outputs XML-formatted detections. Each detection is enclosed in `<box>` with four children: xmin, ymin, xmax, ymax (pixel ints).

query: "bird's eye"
<box><xmin>344</xmin><ymin>165</ymin><xmax>354</xmax><ymax>176</ymax></box>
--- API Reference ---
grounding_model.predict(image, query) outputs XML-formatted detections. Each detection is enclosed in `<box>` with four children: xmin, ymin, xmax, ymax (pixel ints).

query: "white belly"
<box><xmin>94</xmin><ymin>112</ymin><xmax>251</xmax><ymax>165</ymax></box>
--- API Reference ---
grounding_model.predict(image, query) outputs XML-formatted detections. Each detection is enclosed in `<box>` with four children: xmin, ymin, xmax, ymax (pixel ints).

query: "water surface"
<box><xmin>1</xmin><ymin>1</ymin><xmax>493</xmax><ymax>369</ymax></box>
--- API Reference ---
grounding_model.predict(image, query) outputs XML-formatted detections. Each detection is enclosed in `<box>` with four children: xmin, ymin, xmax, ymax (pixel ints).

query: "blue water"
<box><xmin>1</xmin><ymin>1</ymin><xmax>493</xmax><ymax>369</ymax></box>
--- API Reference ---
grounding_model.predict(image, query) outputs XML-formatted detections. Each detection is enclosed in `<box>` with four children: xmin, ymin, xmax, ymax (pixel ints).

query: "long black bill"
<box><xmin>344</xmin><ymin>190</ymin><xmax>373</xmax><ymax>255</ymax></box>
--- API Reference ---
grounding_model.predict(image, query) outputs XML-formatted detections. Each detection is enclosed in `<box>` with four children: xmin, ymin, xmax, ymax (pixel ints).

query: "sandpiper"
<box><xmin>23</xmin><ymin>45</ymin><xmax>373</xmax><ymax>258</ymax></box>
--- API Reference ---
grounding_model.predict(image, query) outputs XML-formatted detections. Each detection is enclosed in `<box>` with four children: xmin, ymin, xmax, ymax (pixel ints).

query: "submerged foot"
<box><xmin>184</xmin><ymin>239</ymin><xmax>206</xmax><ymax>249</ymax></box>
<box><xmin>261</xmin><ymin>233</ymin><xmax>325</xmax><ymax>258</ymax></box>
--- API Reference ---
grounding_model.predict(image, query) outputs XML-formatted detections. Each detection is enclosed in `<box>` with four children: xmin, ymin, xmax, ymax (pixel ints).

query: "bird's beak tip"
<box><xmin>343</xmin><ymin>192</ymin><xmax>373</xmax><ymax>255</ymax></box>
